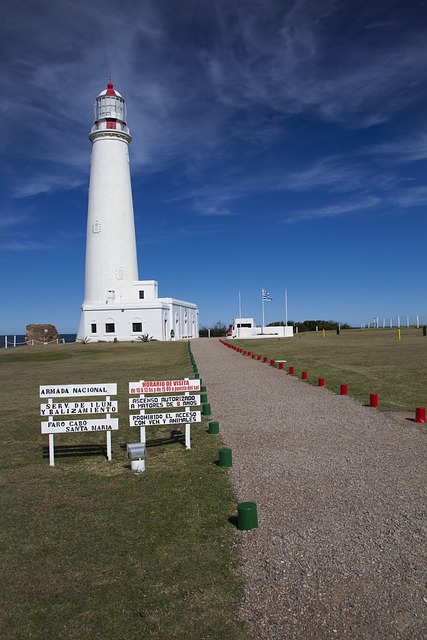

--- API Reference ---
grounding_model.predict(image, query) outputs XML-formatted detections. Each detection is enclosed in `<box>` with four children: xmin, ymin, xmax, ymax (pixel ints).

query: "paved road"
<box><xmin>191</xmin><ymin>338</ymin><xmax>427</xmax><ymax>640</ymax></box>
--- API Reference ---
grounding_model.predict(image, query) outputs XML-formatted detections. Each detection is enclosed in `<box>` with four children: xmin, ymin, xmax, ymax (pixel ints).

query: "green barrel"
<box><xmin>201</xmin><ymin>392</ymin><xmax>208</xmax><ymax>403</ymax></box>
<box><xmin>202</xmin><ymin>402</ymin><xmax>211</xmax><ymax>416</ymax></box>
<box><xmin>237</xmin><ymin>502</ymin><xmax>258</xmax><ymax>531</ymax></box>
<box><xmin>194</xmin><ymin>373</ymin><xmax>200</xmax><ymax>379</ymax></box>
<box><xmin>208</xmin><ymin>421</ymin><xmax>219</xmax><ymax>434</ymax></box>
<box><xmin>201</xmin><ymin>385</ymin><xmax>207</xmax><ymax>392</ymax></box>
<box><xmin>219</xmin><ymin>448</ymin><xmax>232</xmax><ymax>467</ymax></box>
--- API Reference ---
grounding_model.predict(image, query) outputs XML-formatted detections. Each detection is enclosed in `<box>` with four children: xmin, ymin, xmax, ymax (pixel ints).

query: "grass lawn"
<box><xmin>229</xmin><ymin>327</ymin><xmax>427</xmax><ymax>412</ymax></box>
<box><xmin>0</xmin><ymin>341</ymin><xmax>250</xmax><ymax>640</ymax></box>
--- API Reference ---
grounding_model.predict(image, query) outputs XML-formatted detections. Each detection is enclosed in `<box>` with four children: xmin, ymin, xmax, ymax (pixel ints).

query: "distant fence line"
<box><xmin>2</xmin><ymin>336</ymin><xmax>65</xmax><ymax>348</ymax></box>
<box><xmin>361</xmin><ymin>315</ymin><xmax>426</xmax><ymax>329</ymax></box>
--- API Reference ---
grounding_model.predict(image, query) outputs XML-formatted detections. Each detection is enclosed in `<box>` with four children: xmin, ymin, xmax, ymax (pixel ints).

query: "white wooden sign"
<box><xmin>41</xmin><ymin>401</ymin><xmax>118</xmax><ymax>416</ymax></box>
<box><xmin>129</xmin><ymin>395</ymin><xmax>200</xmax><ymax>410</ymax></box>
<box><xmin>130</xmin><ymin>411</ymin><xmax>201</xmax><ymax>427</ymax></box>
<box><xmin>40</xmin><ymin>383</ymin><xmax>117</xmax><ymax>397</ymax></box>
<box><xmin>129</xmin><ymin>378</ymin><xmax>202</xmax><ymax>451</ymax></box>
<box><xmin>39</xmin><ymin>382</ymin><xmax>118</xmax><ymax>466</ymax></box>
<box><xmin>41</xmin><ymin>418</ymin><xmax>119</xmax><ymax>434</ymax></box>
<box><xmin>129</xmin><ymin>379</ymin><xmax>200</xmax><ymax>394</ymax></box>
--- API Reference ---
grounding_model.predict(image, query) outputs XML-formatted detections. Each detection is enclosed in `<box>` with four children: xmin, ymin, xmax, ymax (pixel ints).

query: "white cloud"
<box><xmin>283</xmin><ymin>196</ymin><xmax>381</xmax><ymax>224</ymax></box>
<box><xmin>368</xmin><ymin>132</ymin><xmax>427</xmax><ymax>164</ymax></box>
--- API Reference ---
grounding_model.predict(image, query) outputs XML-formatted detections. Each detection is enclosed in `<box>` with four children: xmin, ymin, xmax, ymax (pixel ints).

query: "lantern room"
<box><xmin>94</xmin><ymin>82</ymin><xmax>127</xmax><ymax>124</ymax></box>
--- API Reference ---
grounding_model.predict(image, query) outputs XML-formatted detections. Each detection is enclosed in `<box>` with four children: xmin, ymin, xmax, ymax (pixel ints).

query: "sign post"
<box><xmin>129</xmin><ymin>379</ymin><xmax>201</xmax><ymax>454</ymax></box>
<box><xmin>39</xmin><ymin>383</ymin><xmax>118</xmax><ymax>466</ymax></box>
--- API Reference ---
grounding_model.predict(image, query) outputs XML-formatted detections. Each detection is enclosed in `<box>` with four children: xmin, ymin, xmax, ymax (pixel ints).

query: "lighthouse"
<box><xmin>76</xmin><ymin>82</ymin><xmax>199</xmax><ymax>342</ymax></box>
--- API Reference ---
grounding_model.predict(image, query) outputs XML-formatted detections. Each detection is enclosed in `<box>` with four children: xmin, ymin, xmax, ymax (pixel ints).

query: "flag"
<box><xmin>262</xmin><ymin>289</ymin><xmax>272</xmax><ymax>301</ymax></box>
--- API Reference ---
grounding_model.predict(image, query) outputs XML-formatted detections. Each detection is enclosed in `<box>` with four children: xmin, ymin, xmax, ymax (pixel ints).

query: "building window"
<box><xmin>139</xmin><ymin>290</ymin><xmax>144</xmax><ymax>299</ymax></box>
<box><xmin>132</xmin><ymin>322</ymin><xmax>142</xmax><ymax>332</ymax></box>
<box><xmin>91</xmin><ymin>323</ymin><xmax>97</xmax><ymax>333</ymax></box>
<box><xmin>105</xmin><ymin>323</ymin><xmax>115</xmax><ymax>333</ymax></box>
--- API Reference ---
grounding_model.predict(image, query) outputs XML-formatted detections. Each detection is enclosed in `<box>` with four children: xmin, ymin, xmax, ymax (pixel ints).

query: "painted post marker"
<box><xmin>218</xmin><ymin>448</ymin><xmax>232</xmax><ymax>467</ymax></box>
<box><xmin>238</xmin><ymin>502</ymin><xmax>258</xmax><ymax>531</ymax></box>
<box><xmin>209</xmin><ymin>421</ymin><xmax>220</xmax><ymax>434</ymax></box>
<box><xmin>370</xmin><ymin>393</ymin><xmax>378</xmax><ymax>408</ymax></box>
<box><xmin>415</xmin><ymin>407</ymin><xmax>426</xmax><ymax>423</ymax></box>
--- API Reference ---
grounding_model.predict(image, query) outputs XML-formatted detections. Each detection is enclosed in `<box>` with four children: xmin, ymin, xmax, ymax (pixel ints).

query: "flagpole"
<box><xmin>285</xmin><ymin>289</ymin><xmax>288</xmax><ymax>326</ymax></box>
<box><xmin>262</xmin><ymin>289</ymin><xmax>265</xmax><ymax>332</ymax></box>
<box><xmin>238</xmin><ymin>291</ymin><xmax>242</xmax><ymax>338</ymax></box>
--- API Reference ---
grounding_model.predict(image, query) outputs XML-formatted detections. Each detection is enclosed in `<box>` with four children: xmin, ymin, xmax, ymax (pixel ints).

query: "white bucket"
<box><xmin>131</xmin><ymin>459</ymin><xmax>145</xmax><ymax>473</ymax></box>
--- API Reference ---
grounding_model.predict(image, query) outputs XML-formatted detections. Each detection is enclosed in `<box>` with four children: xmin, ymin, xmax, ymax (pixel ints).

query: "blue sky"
<box><xmin>1</xmin><ymin>0</ymin><xmax>427</xmax><ymax>334</ymax></box>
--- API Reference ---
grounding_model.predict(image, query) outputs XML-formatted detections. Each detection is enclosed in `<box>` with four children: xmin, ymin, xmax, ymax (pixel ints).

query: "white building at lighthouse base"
<box><xmin>77</xmin><ymin>279</ymin><xmax>198</xmax><ymax>342</ymax></box>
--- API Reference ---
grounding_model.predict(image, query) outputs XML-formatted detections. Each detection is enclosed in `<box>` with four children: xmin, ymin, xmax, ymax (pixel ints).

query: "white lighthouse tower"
<box><xmin>76</xmin><ymin>82</ymin><xmax>199</xmax><ymax>342</ymax></box>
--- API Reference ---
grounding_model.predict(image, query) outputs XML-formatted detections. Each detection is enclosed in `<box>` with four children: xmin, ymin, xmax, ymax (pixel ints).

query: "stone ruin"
<box><xmin>26</xmin><ymin>324</ymin><xmax>61</xmax><ymax>344</ymax></box>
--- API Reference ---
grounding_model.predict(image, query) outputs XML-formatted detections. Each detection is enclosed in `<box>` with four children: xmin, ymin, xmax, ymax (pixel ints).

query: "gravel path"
<box><xmin>191</xmin><ymin>339</ymin><xmax>427</xmax><ymax>639</ymax></box>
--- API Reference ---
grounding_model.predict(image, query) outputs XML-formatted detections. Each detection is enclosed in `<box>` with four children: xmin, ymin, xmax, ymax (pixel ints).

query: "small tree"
<box><xmin>199</xmin><ymin>320</ymin><xmax>227</xmax><ymax>337</ymax></box>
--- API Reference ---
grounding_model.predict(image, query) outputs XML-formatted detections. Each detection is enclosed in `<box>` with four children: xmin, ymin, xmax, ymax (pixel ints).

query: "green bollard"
<box><xmin>201</xmin><ymin>392</ymin><xmax>208</xmax><ymax>403</ymax></box>
<box><xmin>208</xmin><ymin>420</ymin><xmax>219</xmax><ymax>434</ymax></box>
<box><xmin>202</xmin><ymin>402</ymin><xmax>211</xmax><ymax>416</ymax></box>
<box><xmin>201</xmin><ymin>385</ymin><xmax>207</xmax><ymax>392</ymax></box>
<box><xmin>219</xmin><ymin>448</ymin><xmax>232</xmax><ymax>467</ymax></box>
<box><xmin>237</xmin><ymin>502</ymin><xmax>258</xmax><ymax>531</ymax></box>
<box><xmin>194</xmin><ymin>373</ymin><xmax>200</xmax><ymax>379</ymax></box>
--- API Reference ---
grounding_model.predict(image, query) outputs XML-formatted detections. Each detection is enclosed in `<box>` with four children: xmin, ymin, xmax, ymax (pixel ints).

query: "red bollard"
<box><xmin>415</xmin><ymin>407</ymin><xmax>427</xmax><ymax>423</ymax></box>
<box><xmin>370</xmin><ymin>393</ymin><xmax>378</xmax><ymax>408</ymax></box>
<box><xmin>243</xmin><ymin>350</ymin><xmax>247</xmax><ymax>355</ymax></box>
<box><xmin>278</xmin><ymin>362</ymin><xmax>284</xmax><ymax>370</ymax></box>
<box><xmin>252</xmin><ymin>354</ymin><xmax>256</xmax><ymax>359</ymax></box>
<box><xmin>263</xmin><ymin>357</ymin><xmax>268</xmax><ymax>363</ymax></box>
<box><xmin>340</xmin><ymin>384</ymin><xmax>348</xmax><ymax>395</ymax></box>
<box><xmin>318</xmin><ymin>378</ymin><xmax>325</xmax><ymax>387</ymax></box>
<box><xmin>257</xmin><ymin>355</ymin><xmax>261</xmax><ymax>361</ymax></box>
<box><xmin>289</xmin><ymin>366</ymin><xmax>294</xmax><ymax>375</ymax></box>
<box><xmin>270</xmin><ymin>359</ymin><xmax>275</xmax><ymax>366</ymax></box>
<box><xmin>247</xmin><ymin>351</ymin><xmax>251</xmax><ymax>356</ymax></box>
<box><xmin>302</xmin><ymin>371</ymin><xmax>308</xmax><ymax>380</ymax></box>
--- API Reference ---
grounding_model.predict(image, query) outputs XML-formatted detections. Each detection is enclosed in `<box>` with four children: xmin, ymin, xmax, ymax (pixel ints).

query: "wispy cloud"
<box><xmin>368</xmin><ymin>132</ymin><xmax>427</xmax><ymax>164</ymax></box>
<box><xmin>283</xmin><ymin>196</ymin><xmax>381</xmax><ymax>224</ymax></box>
<box><xmin>2</xmin><ymin>0</ymin><xmax>426</xmax><ymax>202</ymax></box>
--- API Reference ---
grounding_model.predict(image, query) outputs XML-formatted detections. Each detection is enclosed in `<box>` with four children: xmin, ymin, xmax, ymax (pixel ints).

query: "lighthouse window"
<box><xmin>105</xmin><ymin>323</ymin><xmax>115</xmax><ymax>333</ymax></box>
<box><xmin>139</xmin><ymin>290</ymin><xmax>145</xmax><ymax>299</ymax></box>
<box><xmin>91</xmin><ymin>323</ymin><xmax>97</xmax><ymax>333</ymax></box>
<box><xmin>132</xmin><ymin>322</ymin><xmax>142</xmax><ymax>332</ymax></box>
